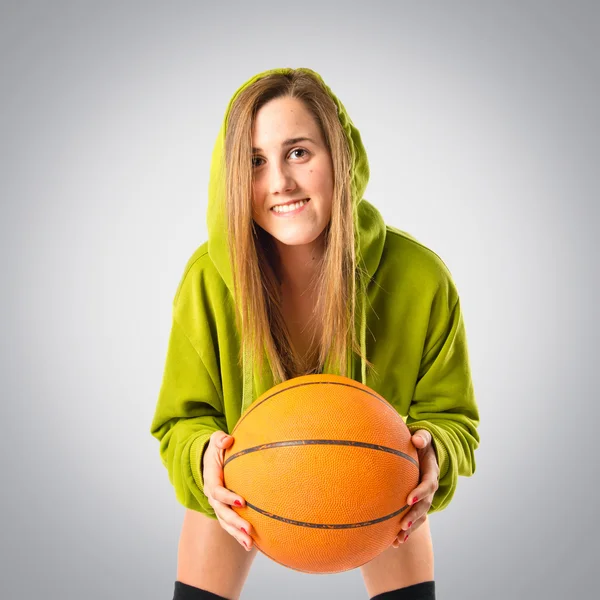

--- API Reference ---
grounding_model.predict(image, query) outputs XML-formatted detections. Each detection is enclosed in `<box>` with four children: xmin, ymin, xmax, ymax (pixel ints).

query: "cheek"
<box><xmin>251</xmin><ymin>183</ymin><xmax>262</xmax><ymax>210</ymax></box>
<box><xmin>318</xmin><ymin>174</ymin><xmax>334</xmax><ymax>208</ymax></box>
<box><xmin>307</xmin><ymin>167</ymin><xmax>333</xmax><ymax>196</ymax></box>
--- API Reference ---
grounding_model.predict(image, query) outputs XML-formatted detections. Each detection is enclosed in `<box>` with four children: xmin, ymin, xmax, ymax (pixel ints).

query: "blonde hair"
<box><xmin>225</xmin><ymin>69</ymin><xmax>372</xmax><ymax>383</ymax></box>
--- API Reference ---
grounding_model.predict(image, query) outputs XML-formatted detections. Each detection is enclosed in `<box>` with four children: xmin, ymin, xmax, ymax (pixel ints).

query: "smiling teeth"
<box><xmin>272</xmin><ymin>199</ymin><xmax>309</xmax><ymax>213</ymax></box>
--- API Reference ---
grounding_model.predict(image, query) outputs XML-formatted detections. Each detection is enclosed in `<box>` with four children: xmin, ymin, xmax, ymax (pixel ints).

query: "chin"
<box><xmin>265</xmin><ymin>227</ymin><xmax>326</xmax><ymax>248</ymax></box>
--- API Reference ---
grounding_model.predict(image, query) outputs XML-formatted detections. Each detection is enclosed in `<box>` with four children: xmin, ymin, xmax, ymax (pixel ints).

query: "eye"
<box><xmin>251</xmin><ymin>148</ymin><xmax>309</xmax><ymax>169</ymax></box>
<box><xmin>290</xmin><ymin>148</ymin><xmax>309</xmax><ymax>160</ymax></box>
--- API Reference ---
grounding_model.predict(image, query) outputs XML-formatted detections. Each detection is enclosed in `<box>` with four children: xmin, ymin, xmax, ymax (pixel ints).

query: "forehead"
<box><xmin>251</xmin><ymin>96</ymin><xmax>320</xmax><ymax>144</ymax></box>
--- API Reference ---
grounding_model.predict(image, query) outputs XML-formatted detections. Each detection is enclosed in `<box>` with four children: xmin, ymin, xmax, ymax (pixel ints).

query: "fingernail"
<box><xmin>404</xmin><ymin>534</ymin><xmax>409</xmax><ymax>543</ymax></box>
<box><xmin>406</xmin><ymin>521</ymin><xmax>413</xmax><ymax>529</ymax></box>
<box><xmin>234</xmin><ymin>500</ymin><xmax>243</xmax><ymax>507</ymax></box>
<box><xmin>241</xmin><ymin>527</ymin><xmax>248</xmax><ymax>535</ymax></box>
<box><xmin>412</xmin><ymin>496</ymin><xmax>418</xmax><ymax>505</ymax></box>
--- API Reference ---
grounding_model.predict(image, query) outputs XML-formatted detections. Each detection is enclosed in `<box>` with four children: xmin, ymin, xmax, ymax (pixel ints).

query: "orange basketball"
<box><xmin>223</xmin><ymin>373</ymin><xmax>419</xmax><ymax>574</ymax></box>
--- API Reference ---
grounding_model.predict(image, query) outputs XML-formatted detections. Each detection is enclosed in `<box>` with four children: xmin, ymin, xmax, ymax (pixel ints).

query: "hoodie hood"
<box><xmin>206</xmin><ymin>67</ymin><xmax>386</xmax><ymax>414</ymax></box>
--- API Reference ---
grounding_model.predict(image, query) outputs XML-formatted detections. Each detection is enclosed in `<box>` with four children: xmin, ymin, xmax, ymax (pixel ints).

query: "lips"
<box><xmin>270</xmin><ymin>198</ymin><xmax>310</xmax><ymax>210</ymax></box>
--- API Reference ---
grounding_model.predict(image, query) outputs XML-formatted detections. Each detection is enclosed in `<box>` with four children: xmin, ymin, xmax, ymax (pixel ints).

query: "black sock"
<box><xmin>173</xmin><ymin>581</ymin><xmax>231</xmax><ymax>600</ymax></box>
<box><xmin>370</xmin><ymin>580</ymin><xmax>436</xmax><ymax>600</ymax></box>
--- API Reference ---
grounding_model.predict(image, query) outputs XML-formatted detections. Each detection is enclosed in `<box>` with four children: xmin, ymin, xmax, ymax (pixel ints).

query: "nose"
<box><xmin>268</xmin><ymin>160</ymin><xmax>296</xmax><ymax>196</ymax></box>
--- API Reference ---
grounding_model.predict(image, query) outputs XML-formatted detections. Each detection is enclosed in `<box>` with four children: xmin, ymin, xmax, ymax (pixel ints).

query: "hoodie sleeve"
<box><xmin>405</xmin><ymin>285</ymin><xmax>480</xmax><ymax>515</ymax></box>
<box><xmin>149</xmin><ymin>313</ymin><xmax>226</xmax><ymax>518</ymax></box>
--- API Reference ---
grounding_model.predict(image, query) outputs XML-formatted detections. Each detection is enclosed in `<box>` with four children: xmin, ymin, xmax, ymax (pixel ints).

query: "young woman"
<box><xmin>150</xmin><ymin>67</ymin><xmax>480</xmax><ymax>600</ymax></box>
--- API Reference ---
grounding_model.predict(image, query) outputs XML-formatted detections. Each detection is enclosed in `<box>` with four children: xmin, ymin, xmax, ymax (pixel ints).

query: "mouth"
<box><xmin>270</xmin><ymin>198</ymin><xmax>310</xmax><ymax>213</ymax></box>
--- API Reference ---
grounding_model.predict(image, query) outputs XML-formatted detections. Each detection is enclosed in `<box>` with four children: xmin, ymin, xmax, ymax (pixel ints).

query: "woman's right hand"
<box><xmin>202</xmin><ymin>430</ymin><xmax>254</xmax><ymax>552</ymax></box>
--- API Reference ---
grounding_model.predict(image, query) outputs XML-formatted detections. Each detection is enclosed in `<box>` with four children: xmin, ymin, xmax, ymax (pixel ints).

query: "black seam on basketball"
<box><xmin>243</xmin><ymin>500</ymin><xmax>411</xmax><ymax>529</ymax></box>
<box><xmin>223</xmin><ymin>439</ymin><xmax>418</xmax><ymax>468</ymax></box>
<box><xmin>232</xmin><ymin>380</ymin><xmax>400</xmax><ymax>435</ymax></box>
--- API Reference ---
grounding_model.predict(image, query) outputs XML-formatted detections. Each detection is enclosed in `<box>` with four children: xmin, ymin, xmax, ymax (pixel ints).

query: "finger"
<box><xmin>409</xmin><ymin>469</ymin><xmax>439</xmax><ymax>506</ymax></box>
<box><xmin>399</xmin><ymin>510</ymin><xmax>415</xmax><ymax>532</ymax></box>
<box><xmin>406</xmin><ymin>481</ymin><xmax>437</xmax><ymax>508</ymax></box>
<box><xmin>202</xmin><ymin>459</ymin><xmax>223</xmax><ymax>500</ymax></box>
<box><xmin>213</xmin><ymin>502</ymin><xmax>254</xmax><ymax>550</ymax></box>
<box><xmin>203</xmin><ymin>435</ymin><xmax>225</xmax><ymax>488</ymax></box>
<box><xmin>211</xmin><ymin>485</ymin><xmax>251</xmax><ymax>542</ymax></box>
<box><xmin>217</xmin><ymin>434</ymin><xmax>234</xmax><ymax>449</ymax></box>
<box><xmin>210</xmin><ymin>430</ymin><xmax>233</xmax><ymax>449</ymax></box>
<box><xmin>399</xmin><ymin>500</ymin><xmax>430</xmax><ymax>531</ymax></box>
<box><xmin>395</xmin><ymin>514</ymin><xmax>428</xmax><ymax>545</ymax></box>
<box><xmin>216</xmin><ymin>512</ymin><xmax>253</xmax><ymax>550</ymax></box>
<box><xmin>406</xmin><ymin>454</ymin><xmax>439</xmax><ymax>506</ymax></box>
<box><xmin>392</xmin><ymin>532</ymin><xmax>408</xmax><ymax>548</ymax></box>
<box><xmin>412</xmin><ymin>429</ymin><xmax>432</xmax><ymax>448</ymax></box>
<box><xmin>212</xmin><ymin>483</ymin><xmax>246</xmax><ymax>509</ymax></box>
<box><xmin>203</xmin><ymin>440</ymin><xmax>234</xmax><ymax>497</ymax></box>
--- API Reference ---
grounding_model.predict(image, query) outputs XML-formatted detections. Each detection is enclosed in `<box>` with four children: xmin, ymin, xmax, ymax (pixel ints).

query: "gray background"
<box><xmin>1</xmin><ymin>1</ymin><xmax>597</xmax><ymax>598</ymax></box>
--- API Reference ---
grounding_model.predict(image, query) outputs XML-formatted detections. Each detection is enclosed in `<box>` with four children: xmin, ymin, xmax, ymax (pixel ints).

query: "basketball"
<box><xmin>222</xmin><ymin>373</ymin><xmax>420</xmax><ymax>574</ymax></box>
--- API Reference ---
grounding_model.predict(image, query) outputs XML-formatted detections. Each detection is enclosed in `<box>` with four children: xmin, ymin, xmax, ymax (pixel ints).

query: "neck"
<box><xmin>275</xmin><ymin>235</ymin><xmax>325</xmax><ymax>296</ymax></box>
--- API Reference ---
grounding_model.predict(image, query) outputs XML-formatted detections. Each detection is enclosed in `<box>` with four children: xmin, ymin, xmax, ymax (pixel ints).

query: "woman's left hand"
<box><xmin>392</xmin><ymin>429</ymin><xmax>440</xmax><ymax>548</ymax></box>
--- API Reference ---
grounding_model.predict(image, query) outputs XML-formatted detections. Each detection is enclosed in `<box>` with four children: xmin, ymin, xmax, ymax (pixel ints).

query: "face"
<box><xmin>250</xmin><ymin>96</ymin><xmax>334</xmax><ymax>250</ymax></box>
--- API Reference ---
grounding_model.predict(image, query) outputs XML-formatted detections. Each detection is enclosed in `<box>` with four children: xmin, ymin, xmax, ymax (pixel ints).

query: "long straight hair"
<box><xmin>225</xmin><ymin>70</ymin><xmax>372</xmax><ymax>383</ymax></box>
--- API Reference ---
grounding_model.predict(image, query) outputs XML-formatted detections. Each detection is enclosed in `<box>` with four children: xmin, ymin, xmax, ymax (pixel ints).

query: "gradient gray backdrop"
<box><xmin>1</xmin><ymin>1</ymin><xmax>597</xmax><ymax>598</ymax></box>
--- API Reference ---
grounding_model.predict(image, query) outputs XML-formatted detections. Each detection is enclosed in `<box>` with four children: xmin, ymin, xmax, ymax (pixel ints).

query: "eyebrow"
<box><xmin>252</xmin><ymin>137</ymin><xmax>317</xmax><ymax>153</ymax></box>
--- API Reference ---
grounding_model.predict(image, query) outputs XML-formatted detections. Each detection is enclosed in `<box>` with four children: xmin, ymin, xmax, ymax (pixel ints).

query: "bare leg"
<box><xmin>176</xmin><ymin>509</ymin><xmax>258</xmax><ymax>600</ymax></box>
<box><xmin>360</xmin><ymin>515</ymin><xmax>434</xmax><ymax>598</ymax></box>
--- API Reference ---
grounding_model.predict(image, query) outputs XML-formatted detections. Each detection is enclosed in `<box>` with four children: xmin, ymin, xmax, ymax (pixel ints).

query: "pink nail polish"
<box><xmin>404</xmin><ymin>534</ymin><xmax>409</xmax><ymax>543</ymax></box>
<box><xmin>234</xmin><ymin>500</ymin><xmax>242</xmax><ymax>507</ymax></box>
<box><xmin>412</xmin><ymin>496</ymin><xmax>418</xmax><ymax>505</ymax></box>
<box><xmin>241</xmin><ymin>527</ymin><xmax>248</xmax><ymax>535</ymax></box>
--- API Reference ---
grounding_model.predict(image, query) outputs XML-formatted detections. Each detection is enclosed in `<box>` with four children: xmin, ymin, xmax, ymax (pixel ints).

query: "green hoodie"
<box><xmin>150</xmin><ymin>67</ymin><xmax>480</xmax><ymax>520</ymax></box>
